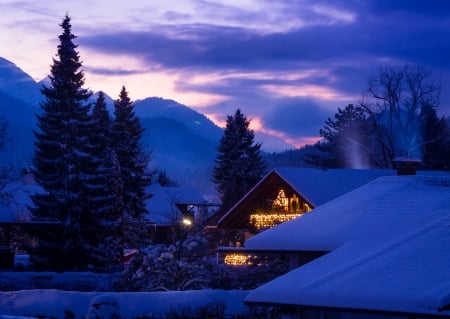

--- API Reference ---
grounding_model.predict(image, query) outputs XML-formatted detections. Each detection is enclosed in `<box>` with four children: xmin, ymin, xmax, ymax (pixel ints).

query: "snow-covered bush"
<box><xmin>116</xmin><ymin>241</ymin><xmax>289</xmax><ymax>291</ymax></box>
<box><xmin>115</xmin><ymin>235</ymin><xmax>221</xmax><ymax>291</ymax></box>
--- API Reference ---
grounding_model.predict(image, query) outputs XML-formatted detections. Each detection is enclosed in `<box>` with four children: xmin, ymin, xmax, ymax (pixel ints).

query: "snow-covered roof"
<box><xmin>144</xmin><ymin>183</ymin><xmax>206</xmax><ymax>225</ymax></box>
<box><xmin>244</xmin><ymin>174</ymin><xmax>450</xmax><ymax>251</ymax></box>
<box><xmin>164</xmin><ymin>186</ymin><xmax>207</xmax><ymax>205</ymax></box>
<box><xmin>273</xmin><ymin>167</ymin><xmax>397</xmax><ymax>206</ymax></box>
<box><xmin>0</xmin><ymin>180</ymin><xmax>43</xmax><ymax>223</ymax></box>
<box><xmin>245</xmin><ymin>214</ymin><xmax>450</xmax><ymax>316</ymax></box>
<box><xmin>0</xmin><ymin>180</ymin><xmax>206</xmax><ymax>226</ymax></box>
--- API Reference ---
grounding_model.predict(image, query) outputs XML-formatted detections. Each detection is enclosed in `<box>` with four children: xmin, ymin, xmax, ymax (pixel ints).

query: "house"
<box><xmin>244</xmin><ymin>173</ymin><xmax>450</xmax><ymax>318</ymax></box>
<box><xmin>217</xmin><ymin>167</ymin><xmax>396</xmax><ymax>233</ymax></box>
<box><xmin>215</xmin><ymin>167</ymin><xmax>396</xmax><ymax>262</ymax></box>
<box><xmin>144</xmin><ymin>183</ymin><xmax>211</xmax><ymax>243</ymax></box>
<box><xmin>0</xmin><ymin>168</ymin><xmax>43</xmax><ymax>224</ymax></box>
<box><xmin>0</xmin><ymin>169</ymin><xmax>55</xmax><ymax>252</ymax></box>
<box><xmin>0</xmin><ymin>172</ymin><xmax>210</xmax><ymax>248</ymax></box>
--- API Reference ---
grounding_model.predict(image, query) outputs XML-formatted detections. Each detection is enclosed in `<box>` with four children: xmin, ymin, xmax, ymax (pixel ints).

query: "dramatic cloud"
<box><xmin>1</xmin><ymin>0</ymin><xmax>450</xmax><ymax>150</ymax></box>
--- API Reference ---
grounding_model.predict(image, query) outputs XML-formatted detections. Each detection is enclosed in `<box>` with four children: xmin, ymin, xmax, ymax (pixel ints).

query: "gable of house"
<box><xmin>217</xmin><ymin>167</ymin><xmax>396</xmax><ymax>232</ymax></box>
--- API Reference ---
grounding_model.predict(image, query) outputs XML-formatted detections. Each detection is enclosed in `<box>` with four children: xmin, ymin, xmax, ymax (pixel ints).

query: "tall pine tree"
<box><xmin>87</xmin><ymin>91</ymin><xmax>124</xmax><ymax>272</ymax></box>
<box><xmin>212</xmin><ymin>109</ymin><xmax>265</xmax><ymax>214</ymax></box>
<box><xmin>111</xmin><ymin>86</ymin><xmax>150</xmax><ymax>248</ymax></box>
<box><xmin>30</xmin><ymin>14</ymin><xmax>95</xmax><ymax>270</ymax></box>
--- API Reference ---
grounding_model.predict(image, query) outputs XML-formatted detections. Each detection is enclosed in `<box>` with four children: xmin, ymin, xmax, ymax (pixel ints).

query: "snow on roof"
<box><xmin>0</xmin><ymin>180</ymin><xmax>206</xmax><ymax>226</ymax></box>
<box><xmin>0</xmin><ymin>181</ymin><xmax>43</xmax><ymax>223</ymax></box>
<box><xmin>164</xmin><ymin>186</ymin><xmax>207</xmax><ymax>205</ymax></box>
<box><xmin>144</xmin><ymin>183</ymin><xmax>206</xmax><ymax>225</ymax></box>
<box><xmin>144</xmin><ymin>183</ymin><xmax>181</xmax><ymax>225</ymax></box>
<box><xmin>273</xmin><ymin>167</ymin><xmax>396</xmax><ymax>206</ymax></box>
<box><xmin>245</xmin><ymin>214</ymin><xmax>450</xmax><ymax>316</ymax></box>
<box><xmin>244</xmin><ymin>174</ymin><xmax>450</xmax><ymax>252</ymax></box>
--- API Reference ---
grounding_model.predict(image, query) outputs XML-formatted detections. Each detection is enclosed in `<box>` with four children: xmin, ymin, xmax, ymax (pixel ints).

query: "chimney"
<box><xmin>393</xmin><ymin>157</ymin><xmax>422</xmax><ymax>176</ymax></box>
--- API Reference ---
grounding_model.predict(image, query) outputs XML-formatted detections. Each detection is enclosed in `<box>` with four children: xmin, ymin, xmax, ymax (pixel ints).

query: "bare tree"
<box><xmin>360</xmin><ymin>65</ymin><xmax>441</xmax><ymax>168</ymax></box>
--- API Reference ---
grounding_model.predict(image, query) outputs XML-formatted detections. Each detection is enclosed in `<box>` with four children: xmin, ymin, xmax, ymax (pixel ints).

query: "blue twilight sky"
<box><xmin>1</xmin><ymin>0</ymin><xmax>450</xmax><ymax>149</ymax></box>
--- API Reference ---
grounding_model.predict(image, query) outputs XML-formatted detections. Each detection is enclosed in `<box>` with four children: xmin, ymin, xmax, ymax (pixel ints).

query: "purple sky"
<box><xmin>1</xmin><ymin>0</ymin><xmax>450</xmax><ymax>149</ymax></box>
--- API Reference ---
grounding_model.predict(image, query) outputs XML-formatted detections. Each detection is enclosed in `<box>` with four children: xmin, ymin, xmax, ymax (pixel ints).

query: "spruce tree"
<box><xmin>30</xmin><ymin>14</ymin><xmax>95</xmax><ymax>271</ymax></box>
<box><xmin>419</xmin><ymin>104</ymin><xmax>450</xmax><ymax>169</ymax></box>
<box><xmin>87</xmin><ymin>92</ymin><xmax>123</xmax><ymax>272</ymax></box>
<box><xmin>212</xmin><ymin>109</ymin><xmax>265</xmax><ymax>214</ymax></box>
<box><xmin>318</xmin><ymin>104</ymin><xmax>374</xmax><ymax>168</ymax></box>
<box><xmin>111</xmin><ymin>86</ymin><xmax>150</xmax><ymax>248</ymax></box>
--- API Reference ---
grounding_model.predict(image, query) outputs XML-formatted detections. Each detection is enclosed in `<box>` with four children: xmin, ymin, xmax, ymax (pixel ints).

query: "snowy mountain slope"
<box><xmin>0</xmin><ymin>90</ymin><xmax>35</xmax><ymax>168</ymax></box>
<box><xmin>0</xmin><ymin>58</ymin><xmax>42</xmax><ymax>106</ymax></box>
<box><xmin>135</xmin><ymin>97</ymin><xmax>223</xmax><ymax>142</ymax></box>
<box><xmin>141</xmin><ymin>116</ymin><xmax>217</xmax><ymax>192</ymax></box>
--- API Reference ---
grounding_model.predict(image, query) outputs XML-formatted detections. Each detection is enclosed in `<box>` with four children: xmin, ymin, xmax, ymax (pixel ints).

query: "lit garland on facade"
<box><xmin>248</xmin><ymin>188</ymin><xmax>312</xmax><ymax>231</ymax></box>
<box><xmin>224</xmin><ymin>253</ymin><xmax>252</xmax><ymax>265</ymax></box>
<box><xmin>250</xmin><ymin>213</ymin><xmax>301</xmax><ymax>230</ymax></box>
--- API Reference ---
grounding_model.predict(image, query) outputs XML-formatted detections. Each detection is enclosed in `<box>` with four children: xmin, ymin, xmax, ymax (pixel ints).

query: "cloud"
<box><xmin>262</xmin><ymin>98</ymin><xmax>332</xmax><ymax>139</ymax></box>
<box><xmin>78</xmin><ymin>0</ymin><xmax>450</xmax><ymax>73</ymax></box>
<box><xmin>6</xmin><ymin>0</ymin><xmax>449</xmax><ymax>150</ymax></box>
<box><xmin>84</xmin><ymin>66</ymin><xmax>147</xmax><ymax>76</ymax></box>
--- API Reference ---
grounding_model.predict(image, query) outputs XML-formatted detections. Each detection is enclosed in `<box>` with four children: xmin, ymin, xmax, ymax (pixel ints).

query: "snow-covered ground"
<box><xmin>0</xmin><ymin>288</ymin><xmax>249</xmax><ymax>319</ymax></box>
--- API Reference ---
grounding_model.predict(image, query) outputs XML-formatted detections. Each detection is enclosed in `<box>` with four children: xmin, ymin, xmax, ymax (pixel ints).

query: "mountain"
<box><xmin>0</xmin><ymin>57</ymin><xmax>294</xmax><ymax>194</ymax></box>
<box><xmin>134</xmin><ymin>97</ymin><xmax>223</xmax><ymax>142</ymax></box>
<box><xmin>0</xmin><ymin>90</ymin><xmax>36</xmax><ymax>168</ymax></box>
<box><xmin>0</xmin><ymin>58</ymin><xmax>42</xmax><ymax>106</ymax></box>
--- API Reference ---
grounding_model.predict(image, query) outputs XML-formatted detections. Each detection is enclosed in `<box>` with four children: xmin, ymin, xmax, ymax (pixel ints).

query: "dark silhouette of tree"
<box><xmin>156</xmin><ymin>170</ymin><xmax>178</xmax><ymax>187</ymax></box>
<box><xmin>111</xmin><ymin>86</ymin><xmax>151</xmax><ymax>248</ymax></box>
<box><xmin>212</xmin><ymin>109</ymin><xmax>265</xmax><ymax>214</ymax></box>
<box><xmin>318</xmin><ymin>104</ymin><xmax>375</xmax><ymax>168</ymax></box>
<box><xmin>30</xmin><ymin>14</ymin><xmax>96</xmax><ymax>270</ymax></box>
<box><xmin>419</xmin><ymin>104</ymin><xmax>450</xmax><ymax>169</ymax></box>
<box><xmin>88</xmin><ymin>91</ymin><xmax>123</xmax><ymax>272</ymax></box>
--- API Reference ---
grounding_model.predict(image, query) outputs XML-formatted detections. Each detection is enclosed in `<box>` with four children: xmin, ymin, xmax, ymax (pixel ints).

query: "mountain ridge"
<box><xmin>0</xmin><ymin>57</ymin><xmax>293</xmax><ymax>193</ymax></box>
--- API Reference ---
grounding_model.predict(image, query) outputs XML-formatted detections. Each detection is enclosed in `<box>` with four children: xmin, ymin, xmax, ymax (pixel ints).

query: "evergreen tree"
<box><xmin>87</xmin><ymin>92</ymin><xmax>123</xmax><ymax>272</ymax></box>
<box><xmin>111</xmin><ymin>86</ymin><xmax>150</xmax><ymax>248</ymax></box>
<box><xmin>212</xmin><ymin>109</ymin><xmax>265</xmax><ymax>214</ymax></box>
<box><xmin>30</xmin><ymin>14</ymin><xmax>95</xmax><ymax>270</ymax></box>
<box><xmin>318</xmin><ymin>104</ymin><xmax>375</xmax><ymax>168</ymax></box>
<box><xmin>419</xmin><ymin>104</ymin><xmax>450</xmax><ymax>169</ymax></box>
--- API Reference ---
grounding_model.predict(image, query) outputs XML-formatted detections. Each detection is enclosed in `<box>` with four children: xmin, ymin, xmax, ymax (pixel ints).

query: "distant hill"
<box><xmin>0</xmin><ymin>57</ymin><xmax>223</xmax><ymax>193</ymax></box>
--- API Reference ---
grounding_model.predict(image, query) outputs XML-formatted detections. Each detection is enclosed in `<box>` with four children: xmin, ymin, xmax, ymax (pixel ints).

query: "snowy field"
<box><xmin>0</xmin><ymin>288</ymin><xmax>249</xmax><ymax>319</ymax></box>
